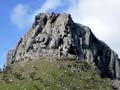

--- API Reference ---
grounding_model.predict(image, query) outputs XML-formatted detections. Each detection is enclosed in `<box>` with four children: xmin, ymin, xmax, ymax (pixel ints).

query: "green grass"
<box><xmin>0</xmin><ymin>59</ymin><xmax>112</xmax><ymax>90</ymax></box>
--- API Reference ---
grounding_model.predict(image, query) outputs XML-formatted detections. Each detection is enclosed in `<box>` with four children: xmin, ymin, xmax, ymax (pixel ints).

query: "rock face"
<box><xmin>5</xmin><ymin>13</ymin><xmax>120</xmax><ymax>79</ymax></box>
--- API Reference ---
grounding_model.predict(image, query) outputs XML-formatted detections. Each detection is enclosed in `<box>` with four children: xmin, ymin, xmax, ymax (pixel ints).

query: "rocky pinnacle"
<box><xmin>5</xmin><ymin>13</ymin><xmax>120</xmax><ymax>79</ymax></box>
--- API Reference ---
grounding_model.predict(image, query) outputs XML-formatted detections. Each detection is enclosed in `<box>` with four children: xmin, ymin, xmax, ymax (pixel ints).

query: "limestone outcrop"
<box><xmin>5</xmin><ymin>13</ymin><xmax>120</xmax><ymax>79</ymax></box>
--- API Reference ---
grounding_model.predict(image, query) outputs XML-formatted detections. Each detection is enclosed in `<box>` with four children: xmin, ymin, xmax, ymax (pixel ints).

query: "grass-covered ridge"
<box><xmin>0</xmin><ymin>58</ymin><xmax>112</xmax><ymax>90</ymax></box>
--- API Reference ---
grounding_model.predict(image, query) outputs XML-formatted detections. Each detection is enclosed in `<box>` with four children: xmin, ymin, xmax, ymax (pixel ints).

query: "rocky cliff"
<box><xmin>5</xmin><ymin>13</ymin><xmax>120</xmax><ymax>79</ymax></box>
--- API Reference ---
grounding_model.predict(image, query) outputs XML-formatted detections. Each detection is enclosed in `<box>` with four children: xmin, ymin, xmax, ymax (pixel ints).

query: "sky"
<box><xmin>0</xmin><ymin>0</ymin><xmax>120</xmax><ymax>69</ymax></box>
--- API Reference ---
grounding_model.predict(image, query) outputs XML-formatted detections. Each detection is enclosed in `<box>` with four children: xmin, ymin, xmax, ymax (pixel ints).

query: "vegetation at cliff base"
<box><xmin>0</xmin><ymin>59</ymin><xmax>112</xmax><ymax>90</ymax></box>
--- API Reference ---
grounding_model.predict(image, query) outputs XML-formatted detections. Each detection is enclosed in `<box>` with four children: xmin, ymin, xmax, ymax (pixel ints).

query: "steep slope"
<box><xmin>5</xmin><ymin>13</ymin><xmax>120</xmax><ymax>80</ymax></box>
<box><xmin>0</xmin><ymin>58</ymin><xmax>112</xmax><ymax>90</ymax></box>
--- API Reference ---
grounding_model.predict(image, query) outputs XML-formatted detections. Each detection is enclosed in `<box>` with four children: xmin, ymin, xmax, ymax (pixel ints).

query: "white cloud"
<box><xmin>67</xmin><ymin>0</ymin><xmax>120</xmax><ymax>56</ymax></box>
<box><xmin>10</xmin><ymin>4</ymin><xmax>32</xmax><ymax>29</ymax></box>
<box><xmin>10</xmin><ymin>0</ymin><xmax>63</xmax><ymax>30</ymax></box>
<box><xmin>34</xmin><ymin>0</ymin><xmax>62</xmax><ymax>15</ymax></box>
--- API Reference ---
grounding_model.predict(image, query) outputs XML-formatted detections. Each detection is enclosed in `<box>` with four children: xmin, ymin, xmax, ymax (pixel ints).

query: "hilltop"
<box><xmin>1</xmin><ymin>13</ymin><xmax>120</xmax><ymax>90</ymax></box>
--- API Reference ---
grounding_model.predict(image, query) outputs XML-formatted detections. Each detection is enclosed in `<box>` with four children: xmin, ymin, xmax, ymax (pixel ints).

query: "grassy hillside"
<box><xmin>0</xmin><ymin>58</ymin><xmax>112</xmax><ymax>90</ymax></box>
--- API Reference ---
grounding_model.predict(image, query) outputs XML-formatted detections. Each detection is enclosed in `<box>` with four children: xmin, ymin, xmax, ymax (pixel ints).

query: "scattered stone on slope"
<box><xmin>112</xmin><ymin>80</ymin><xmax>120</xmax><ymax>90</ymax></box>
<box><xmin>5</xmin><ymin>13</ymin><xmax>120</xmax><ymax>80</ymax></box>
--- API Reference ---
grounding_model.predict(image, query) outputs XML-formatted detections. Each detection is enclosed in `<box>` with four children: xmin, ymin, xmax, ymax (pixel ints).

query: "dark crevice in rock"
<box><xmin>50</xmin><ymin>13</ymin><xmax>60</xmax><ymax>24</ymax></box>
<box><xmin>68</xmin><ymin>45</ymin><xmax>76</xmax><ymax>55</ymax></box>
<box><xmin>58</xmin><ymin>38</ymin><xmax>63</xmax><ymax>46</ymax></box>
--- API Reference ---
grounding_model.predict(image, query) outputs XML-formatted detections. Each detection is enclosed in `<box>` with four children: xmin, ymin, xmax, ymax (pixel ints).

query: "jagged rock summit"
<box><xmin>6</xmin><ymin>13</ymin><xmax>120</xmax><ymax>79</ymax></box>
